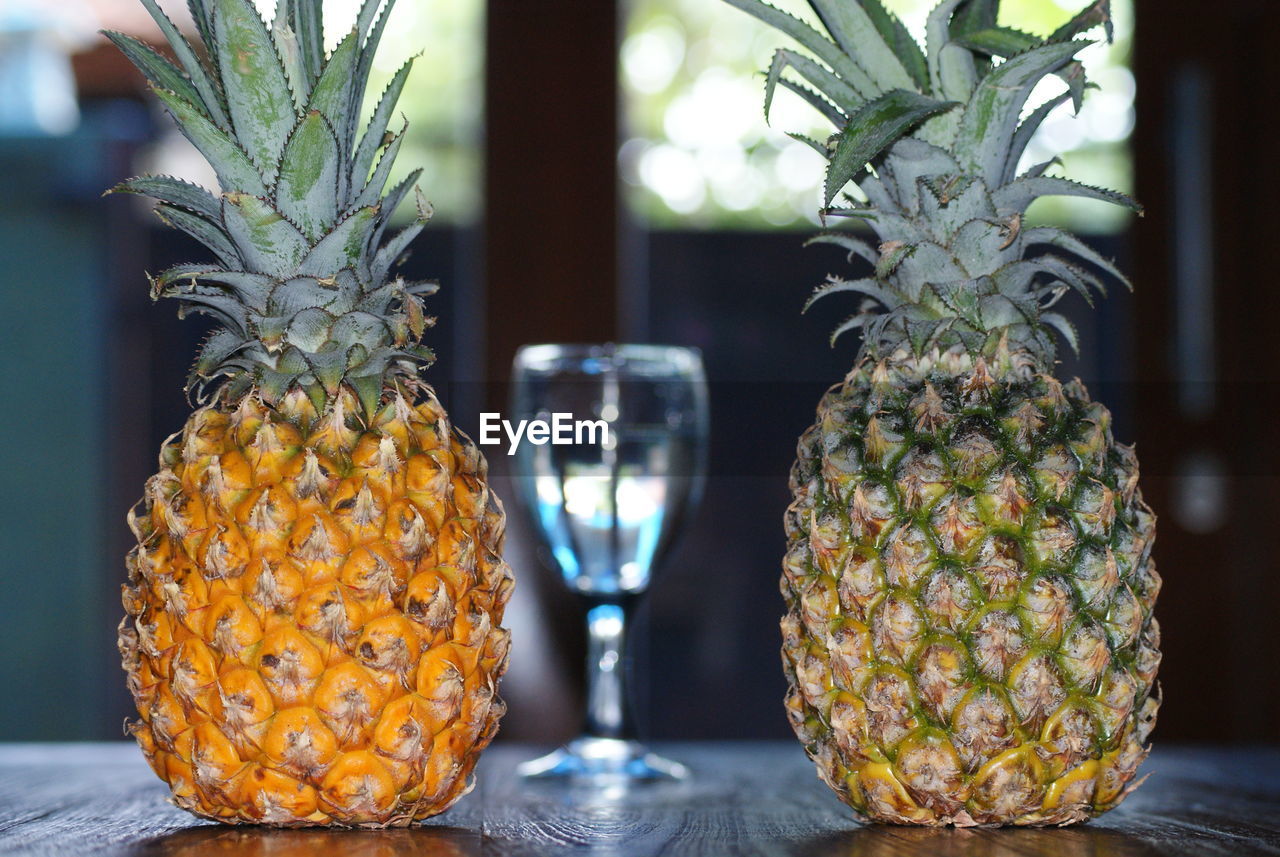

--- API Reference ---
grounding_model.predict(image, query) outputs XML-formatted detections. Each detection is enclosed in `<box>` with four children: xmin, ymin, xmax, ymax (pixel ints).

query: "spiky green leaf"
<box><xmin>952</xmin><ymin>27</ymin><xmax>1089</xmax><ymax>114</ymax></box>
<box><xmin>256</xmin><ymin>366</ymin><xmax>295</xmax><ymax>403</ymax></box>
<box><xmin>1022</xmin><ymin>157</ymin><xmax>1062</xmax><ymax>180</ymax></box>
<box><xmin>221</xmin><ymin>193</ymin><xmax>308</xmax><ymax>277</ymax></box>
<box><xmin>802</xmin><ymin>0</ymin><xmax>916</xmax><ymax>92</ymax></box>
<box><xmin>952</xmin><ymin>40</ymin><xmax>1085</xmax><ymax>182</ymax></box>
<box><xmin>365</xmin><ymin>170</ymin><xmax>423</xmax><ymax>255</ymax></box>
<box><xmin>112</xmin><ymin>174</ymin><xmax>221</xmax><ymax>221</ymax></box>
<box><xmin>892</xmin><ymin>241</ymin><xmax>969</xmax><ymax>298</ymax></box>
<box><xmin>151</xmin><ymin>86</ymin><xmax>266</xmax><ymax>196</ymax></box>
<box><xmin>153</xmin><ymin>262</ymin><xmax>217</xmax><ymax>290</ymax></box>
<box><xmin>212</xmin><ymin>0</ymin><xmax>296</xmax><ymax>175</ymax></box>
<box><xmin>372</xmin><ymin>221</ymin><xmax>424</xmax><ymax>283</ymax></box>
<box><xmin>1050</xmin><ymin>0</ymin><xmax>1113</xmax><ymax>44</ymax></box>
<box><xmin>277</xmin><ymin>111</ymin><xmax>340</xmax><ymax>241</ymax></box>
<box><xmin>290</xmin><ymin>0</ymin><xmax>324</xmax><ymax>88</ymax></box>
<box><xmin>102</xmin><ymin>31</ymin><xmax>206</xmax><ymax>117</ymax></box>
<box><xmin>935</xmin><ymin>44</ymin><xmax>978</xmax><ymax>107</ymax></box>
<box><xmin>824</xmin><ymin>90</ymin><xmax>959</xmax><ymax>207</ymax></box>
<box><xmin>901</xmin><ymin>317</ymin><xmax>932</xmax><ymax>354</ymax></box>
<box><xmin>805</xmin><ymin>276</ymin><xmax>899</xmax><ymax>312</ymax></box>
<box><xmin>358</xmin><ymin>276</ymin><xmax>430</xmax><ymax>315</ymax></box>
<box><xmin>952</xmin><ymin>26</ymin><xmax>1038</xmax><ymax>57</ymax></box>
<box><xmin>827</xmin><ymin>206</ymin><xmax>928</xmax><ymax>245</ymax></box>
<box><xmin>1032</xmin><ymin>254</ymin><xmax>1099</xmax><ymax>306</ymax></box>
<box><xmin>788</xmin><ymin>133</ymin><xmax>831</xmax><ymax>158</ymax></box>
<box><xmin>859</xmin><ymin>174</ymin><xmax>902</xmax><ymax>214</ymax></box>
<box><xmin>195</xmin><ymin>328</ymin><xmax>250</xmax><ymax>376</ymax></box>
<box><xmin>137</xmin><ymin>0</ymin><xmax>230</xmax><ymax>128</ymax></box>
<box><xmin>306</xmin><ymin>344</ymin><xmax>348</xmax><ymax>394</ymax></box>
<box><xmin>880</xmin><ymin>138</ymin><xmax>960</xmax><ymax>212</ymax></box>
<box><xmin>777</xmin><ymin>79</ymin><xmax>846</xmax><ymax>127</ymax></box>
<box><xmin>992</xmin><ymin>175</ymin><xmax>1141</xmax><ymax>215</ymax></box>
<box><xmin>187</xmin><ymin>0</ymin><xmax>215</xmax><ymax>53</ymax></box>
<box><xmin>272</xmin><ymin>5</ymin><xmax>310</xmax><ymax>109</ymax></box>
<box><xmin>186</xmin><ymin>270</ymin><xmax>275</xmax><ymax>310</ymax></box>
<box><xmin>1041</xmin><ymin>311</ymin><xmax>1080</xmax><ymax>354</ymax></box>
<box><xmin>916</xmin><ymin>175</ymin><xmax>995</xmax><ymax>240</ymax></box>
<box><xmin>930</xmin><ymin>279</ymin><xmax>984</xmax><ymax>326</ymax></box>
<box><xmin>348</xmin><ymin>372</ymin><xmax>384</xmax><ymax>417</ymax></box>
<box><xmin>830</xmin><ymin>307</ymin><xmax>878</xmax><ymax>345</ymax></box>
<box><xmin>1023</xmin><ymin>226</ymin><xmax>1132</xmax><ymax>290</ymax></box>
<box><xmin>950</xmin><ymin>218</ymin><xmax>1018</xmax><ymax>276</ymax></box>
<box><xmin>766</xmin><ymin>49</ymin><xmax>866</xmax><ymax>122</ymax></box>
<box><xmin>1004</xmin><ymin>90</ymin><xmax>1072</xmax><ymax>184</ymax></box>
<box><xmin>266</xmin><ymin>273</ymin><xmax>353</xmax><ymax>316</ymax></box>
<box><xmin>154</xmin><ymin>263</ymin><xmax>270</xmax><ymax>293</ymax></box>
<box><xmin>875</xmin><ymin>242</ymin><xmax>915</xmax><ymax>278</ymax></box>
<box><xmin>857</xmin><ymin>0</ymin><xmax>929</xmax><ymax>90</ymax></box>
<box><xmin>724</xmin><ymin>0</ymin><xmax>883</xmax><ymax>102</ymax></box>
<box><xmin>308</xmin><ymin>30</ymin><xmax>358</xmax><ymax>132</ymax></box>
<box><xmin>352</xmin><ymin>59</ymin><xmax>413</xmax><ymax>196</ymax></box>
<box><xmin>154</xmin><ymin>204</ymin><xmax>238</xmax><ymax>268</ymax></box>
<box><xmin>978</xmin><ymin>293</ymin><xmax>1036</xmax><ymax>327</ymax></box>
<box><xmin>926</xmin><ymin>0</ymin><xmax>967</xmax><ymax>92</ymax></box>
<box><xmin>307</xmin><ymin>30</ymin><xmax>359</xmax><ymax>198</ymax></box>
<box><xmin>990</xmin><ymin>259</ymin><xmax>1039</xmax><ymax>296</ymax></box>
<box><xmin>272</xmin><ymin>0</ymin><xmax>293</xmax><ymax>35</ymax></box>
<box><xmin>298</xmin><ymin>205</ymin><xmax>379</xmax><ymax>277</ymax></box>
<box><xmin>284</xmin><ymin>307</ymin><xmax>336</xmax><ymax>352</ymax></box>
<box><xmin>163</xmin><ymin>282</ymin><xmax>250</xmax><ymax>332</ymax></box>
<box><xmin>355</xmin><ymin>0</ymin><xmax>388</xmax><ymax>44</ymax></box>
<box><xmin>950</xmin><ymin>0</ymin><xmax>999</xmax><ymax>38</ymax></box>
<box><xmin>805</xmin><ymin>231</ymin><xmax>878</xmax><ymax>263</ymax></box>
<box><xmin>352</xmin><ymin>128</ymin><xmax>404</xmax><ymax>211</ymax></box>
<box><xmin>349</xmin><ymin>0</ymin><xmax>398</xmax><ymax>147</ymax></box>
<box><xmin>331</xmin><ymin>311</ymin><xmax>389</xmax><ymax>348</ymax></box>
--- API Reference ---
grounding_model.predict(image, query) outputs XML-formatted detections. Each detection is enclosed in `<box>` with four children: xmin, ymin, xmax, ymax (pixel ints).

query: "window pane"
<box><xmin>621</xmin><ymin>0</ymin><xmax>1133</xmax><ymax>233</ymax></box>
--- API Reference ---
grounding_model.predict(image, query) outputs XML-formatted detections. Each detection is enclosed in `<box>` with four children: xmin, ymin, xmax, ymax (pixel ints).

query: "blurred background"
<box><xmin>0</xmin><ymin>0</ymin><xmax>1277</xmax><ymax>747</ymax></box>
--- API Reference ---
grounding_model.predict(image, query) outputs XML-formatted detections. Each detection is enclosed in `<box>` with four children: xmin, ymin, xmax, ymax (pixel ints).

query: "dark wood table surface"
<box><xmin>1</xmin><ymin>743</ymin><xmax>1277</xmax><ymax>856</ymax></box>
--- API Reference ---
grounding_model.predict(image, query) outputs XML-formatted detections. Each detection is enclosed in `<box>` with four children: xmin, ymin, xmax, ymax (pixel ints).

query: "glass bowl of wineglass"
<box><xmin>509</xmin><ymin>343</ymin><xmax>709</xmax><ymax>782</ymax></box>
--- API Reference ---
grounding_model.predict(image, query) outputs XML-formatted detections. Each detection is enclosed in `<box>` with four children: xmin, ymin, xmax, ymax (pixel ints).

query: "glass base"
<box><xmin>516</xmin><ymin>737</ymin><xmax>689</xmax><ymax>782</ymax></box>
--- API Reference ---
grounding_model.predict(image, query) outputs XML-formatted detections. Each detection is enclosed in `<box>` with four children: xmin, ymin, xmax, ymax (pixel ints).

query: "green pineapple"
<box><xmin>726</xmin><ymin>0</ymin><xmax>1160</xmax><ymax>825</ymax></box>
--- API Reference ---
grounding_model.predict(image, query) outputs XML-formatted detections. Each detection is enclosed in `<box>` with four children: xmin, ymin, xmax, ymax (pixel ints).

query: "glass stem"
<box><xmin>582</xmin><ymin>601</ymin><xmax>635</xmax><ymax>741</ymax></box>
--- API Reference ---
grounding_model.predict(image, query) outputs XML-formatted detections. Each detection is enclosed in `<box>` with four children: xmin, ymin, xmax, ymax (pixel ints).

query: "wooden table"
<box><xmin>1</xmin><ymin>743</ymin><xmax>1276</xmax><ymax>856</ymax></box>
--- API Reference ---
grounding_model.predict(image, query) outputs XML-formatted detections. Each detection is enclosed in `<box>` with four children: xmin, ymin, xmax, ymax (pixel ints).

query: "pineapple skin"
<box><xmin>119</xmin><ymin>387</ymin><xmax>513</xmax><ymax>827</ymax></box>
<box><xmin>782</xmin><ymin>348</ymin><xmax>1159</xmax><ymax>826</ymax></box>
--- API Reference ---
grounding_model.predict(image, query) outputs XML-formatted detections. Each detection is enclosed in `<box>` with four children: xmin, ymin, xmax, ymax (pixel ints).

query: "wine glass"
<box><xmin>509</xmin><ymin>343</ymin><xmax>709</xmax><ymax>782</ymax></box>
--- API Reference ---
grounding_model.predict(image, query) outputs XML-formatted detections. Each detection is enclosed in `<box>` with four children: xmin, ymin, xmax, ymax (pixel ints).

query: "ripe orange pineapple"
<box><xmin>110</xmin><ymin>0</ymin><xmax>512</xmax><ymax>826</ymax></box>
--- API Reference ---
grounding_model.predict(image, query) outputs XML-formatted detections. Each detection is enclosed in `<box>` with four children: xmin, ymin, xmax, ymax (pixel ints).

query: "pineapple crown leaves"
<box><xmin>105</xmin><ymin>0</ymin><xmax>433</xmax><ymax>419</ymax></box>
<box><xmin>727</xmin><ymin>0</ymin><xmax>1141</xmax><ymax>367</ymax></box>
